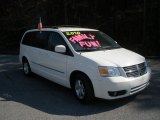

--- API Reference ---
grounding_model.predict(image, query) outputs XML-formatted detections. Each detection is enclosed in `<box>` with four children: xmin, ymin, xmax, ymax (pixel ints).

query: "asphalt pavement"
<box><xmin>0</xmin><ymin>55</ymin><xmax>160</xmax><ymax>120</ymax></box>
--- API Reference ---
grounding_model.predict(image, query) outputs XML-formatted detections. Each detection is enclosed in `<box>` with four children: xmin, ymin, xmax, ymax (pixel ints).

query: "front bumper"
<box><xmin>93</xmin><ymin>67</ymin><xmax>151</xmax><ymax>100</ymax></box>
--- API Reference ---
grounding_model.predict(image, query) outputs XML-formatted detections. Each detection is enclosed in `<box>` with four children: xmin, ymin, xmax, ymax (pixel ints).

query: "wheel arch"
<box><xmin>22</xmin><ymin>56</ymin><xmax>28</xmax><ymax>63</ymax></box>
<box><xmin>70</xmin><ymin>70</ymin><xmax>94</xmax><ymax>94</ymax></box>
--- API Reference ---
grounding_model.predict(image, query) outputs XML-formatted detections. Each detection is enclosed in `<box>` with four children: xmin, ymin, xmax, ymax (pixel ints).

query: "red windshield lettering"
<box><xmin>69</xmin><ymin>34</ymin><xmax>94</xmax><ymax>43</ymax></box>
<box><xmin>96</xmin><ymin>41</ymin><xmax>101</xmax><ymax>47</ymax></box>
<box><xmin>90</xmin><ymin>41</ymin><xmax>99</xmax><ymax>47</ymax></box>
<box><xmin>69</xmin><ymin>33</ymin><xmax>101</xmax><ymax>48</ymax></box>
<box><xmin>78</xmin><ymin>41</ymin><xmax>100</xmax><ymax>48</ymax></box>
<box><xmin>79</xmin><ymin>41</ymin><xmax>86</xmax><ymax>47</ymax></box>
<box><xmin>89</xmin><ymin>34</ymin><xmax>95</xmax><ymax>39</ymax></box>
<box><xmin>85</xmin><ymin>41</ymin><xmax>92</xmax><ymax>47</ymax></box>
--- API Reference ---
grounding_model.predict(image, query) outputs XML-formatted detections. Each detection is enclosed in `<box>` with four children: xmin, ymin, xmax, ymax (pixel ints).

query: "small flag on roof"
<box><xmin>38</xmin><ymin>17</ymin><xmax>42</xmax><ymax>31</ymax></box>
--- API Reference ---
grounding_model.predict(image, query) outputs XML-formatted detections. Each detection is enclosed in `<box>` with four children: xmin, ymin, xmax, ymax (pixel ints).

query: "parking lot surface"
<box><xmin>0</xmin><ymin>55</ymin><xmax>160</xmax><ymax>120</ymax></box>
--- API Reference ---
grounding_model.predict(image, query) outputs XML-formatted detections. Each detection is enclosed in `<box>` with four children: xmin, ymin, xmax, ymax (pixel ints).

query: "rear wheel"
<box><xmin>73</xmin><ymin>74</ymin><xmax>94</xmax><ymax>104</ymax></box>
<box><xmin>23</xmin><ymin>60</ymin><xmax>32</xmax><ymax>76</ymax></box>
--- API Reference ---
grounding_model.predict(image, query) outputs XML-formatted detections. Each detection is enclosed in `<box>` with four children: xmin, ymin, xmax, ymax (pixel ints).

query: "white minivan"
<box><xmin>19</xmin><ymin>26</ymin><xmax>151</xmax><ymax>103</ymax></box>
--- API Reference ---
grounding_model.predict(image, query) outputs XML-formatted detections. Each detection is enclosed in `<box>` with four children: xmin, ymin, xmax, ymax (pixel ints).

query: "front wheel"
<box><xmin>73</xmin><ymin>74</ymin><xmax>94</xmax><ymax>104</ymax></box>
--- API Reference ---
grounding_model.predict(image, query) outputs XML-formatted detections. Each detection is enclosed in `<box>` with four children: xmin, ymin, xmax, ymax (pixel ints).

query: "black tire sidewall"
<box><xmin>23</xmin><ymin>60</ymin><xmax>31</xmax><ymax>76</ymax></box>
<box><xmin>73</xmin><ymin>74</ymin><xmax>94</xmax><ymax>104</ymax></box>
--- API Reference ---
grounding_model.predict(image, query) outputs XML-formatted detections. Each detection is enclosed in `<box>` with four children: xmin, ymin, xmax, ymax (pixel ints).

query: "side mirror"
<box><xmin>55</xmin><ymin>45</ymin><xmax>66</xmax><ymax>53</ymax></box>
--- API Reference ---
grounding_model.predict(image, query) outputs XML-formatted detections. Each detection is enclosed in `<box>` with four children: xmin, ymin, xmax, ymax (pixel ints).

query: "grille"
<box><xmin>123</xmin><ymin>62</ymin><xmax>147</xmax><ymax>77</ymax></box>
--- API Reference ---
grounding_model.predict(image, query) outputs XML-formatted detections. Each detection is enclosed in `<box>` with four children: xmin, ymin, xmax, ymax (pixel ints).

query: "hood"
<box><xmin>81</xmin><ymin>48</ymin><xmax>145</xmax><ymax>67</ymax></box>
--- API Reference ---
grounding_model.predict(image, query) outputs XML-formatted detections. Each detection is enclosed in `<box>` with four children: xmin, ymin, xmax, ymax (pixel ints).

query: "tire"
<box><xmin>73</xmin><ymin>74</ymin><xmax>94</xmax><ymax>104</ymax></box>
<box><xmin>23</xmin><ymin>59</ymin><xmax>32</xmax><ymax>76</ymax></box>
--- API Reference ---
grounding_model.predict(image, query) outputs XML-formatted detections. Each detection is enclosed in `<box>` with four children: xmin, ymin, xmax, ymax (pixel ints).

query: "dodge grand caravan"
<box><xmin>19</xmin><ymin>26</ymin><xmax>151</xmax><ymax>103</ymax></box>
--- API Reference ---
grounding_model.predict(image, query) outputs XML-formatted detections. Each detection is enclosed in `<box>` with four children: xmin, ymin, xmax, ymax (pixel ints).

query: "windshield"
<box><xmin>63</xmin><ymin>31</ymin><xmax>121</xmax><ymax>52</ymax></box>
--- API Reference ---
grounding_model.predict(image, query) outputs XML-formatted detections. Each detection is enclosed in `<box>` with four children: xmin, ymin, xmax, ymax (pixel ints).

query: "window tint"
<box><xmin>22</xmin><ymin>32</ymin><xmax>33</xmax><ymax>45</ymax></box>
<box><xmin>32</xmin><ymin>31</ymin><xmax>51</xmax><ymax>49</ymax></box>
<box><xmin>63</xmin><ymin>31</ymin><xmax>121</xmax><ymax>52</ymax></box>
<box><xmin>48</xmin><ymin>32</ymin><xmax>67</xmax><ymax>51</ymax></box>
<box><xmin>22</xmin><ymin>31</ymin><xmax>51</xmax><ymax>50</ymax></box>
<box><xmin>22</xmin><ymin>31</ymin><xmax>73</xmax><ymax>56</ymax></box>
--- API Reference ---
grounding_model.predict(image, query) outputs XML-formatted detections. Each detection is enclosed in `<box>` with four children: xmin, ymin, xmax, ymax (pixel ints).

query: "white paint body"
<box><xmin>19</xmin><ymin>27</ymin><xmax>151</xmax><ymax>100</ymax></box>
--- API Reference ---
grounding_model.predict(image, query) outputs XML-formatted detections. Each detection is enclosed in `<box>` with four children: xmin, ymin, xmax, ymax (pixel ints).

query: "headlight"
<box><xmin>98</xmin><ymin>66</ymin><xmax>121</xmax><ymax>77</ymax></box>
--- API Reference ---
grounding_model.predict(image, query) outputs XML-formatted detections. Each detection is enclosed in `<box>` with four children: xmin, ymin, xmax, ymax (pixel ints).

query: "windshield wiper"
<box><xmin>111</xmin><ymin>46</ymin><xmax>121</xmax><ymax>49</ymax></box>
<box><xmin>76</xmin><ymin>49</ymin><xmax>95</xmax><ymax>52</ymax></box>
<box><xmin>76</xmin><ymin>46</ymin><xmax>121</xmax><ymax>52</ymax></box>
<box><xmin>76</xmin><ymin>48</ymin><xmax>103</xmax><ymax>52</ymax></box>
<box><xmin>102</xmin><ymin>46</ymin><xmax>121</xmax><ymax>50</ymax></box>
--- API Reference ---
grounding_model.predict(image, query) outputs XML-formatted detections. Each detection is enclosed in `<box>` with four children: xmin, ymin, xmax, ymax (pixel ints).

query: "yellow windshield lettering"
<box><xmin>66</xmin><ymin>32</ymin><xmax>80</xmax><ymax>35</ymax></box>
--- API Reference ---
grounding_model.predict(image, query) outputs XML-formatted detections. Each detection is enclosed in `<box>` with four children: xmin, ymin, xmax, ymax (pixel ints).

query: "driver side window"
<box><xmin>48</xmin><ymin>32</ymin><xmax>67</xmax><ymax>51</ymax></box>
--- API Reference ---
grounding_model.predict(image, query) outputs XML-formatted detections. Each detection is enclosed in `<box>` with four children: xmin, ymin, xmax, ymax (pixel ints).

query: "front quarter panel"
<box><xmin>66</xmin><ymin>53</ymin><xmax>108</xmax><ymax>98</ymax></box>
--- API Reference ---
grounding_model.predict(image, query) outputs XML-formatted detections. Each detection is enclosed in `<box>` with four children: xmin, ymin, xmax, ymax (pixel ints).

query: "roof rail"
<box><xmin>42</xmin><ymin>26</ymin><xmax>58</xmax><ymax>29</ymax></box>
<box><xmin>25</xmin><ymin>25</ymin><xmax>82</xmax><ymax>30</ymax></box>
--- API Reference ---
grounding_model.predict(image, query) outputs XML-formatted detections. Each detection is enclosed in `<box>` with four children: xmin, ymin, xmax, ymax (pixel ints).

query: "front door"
<box><xmin>41</xmin><ymin>32</ymin><xmax>68</xmax><ymax>85</ymax></box>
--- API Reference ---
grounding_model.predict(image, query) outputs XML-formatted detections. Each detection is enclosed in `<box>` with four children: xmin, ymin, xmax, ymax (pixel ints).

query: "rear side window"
<box><xmin>32</xmin><ymin>31</ymin><xmax>51</xmax><ymax>49</ymax></box>
<box><xmin>22</xmin><ymin>32</ymin><xmax>33</xmax><ymax>46</ymax></box>
<box><xmin>22</xmin><ymin>31</ymin><xmax>51</xmax><ymax>50</ymax></box>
